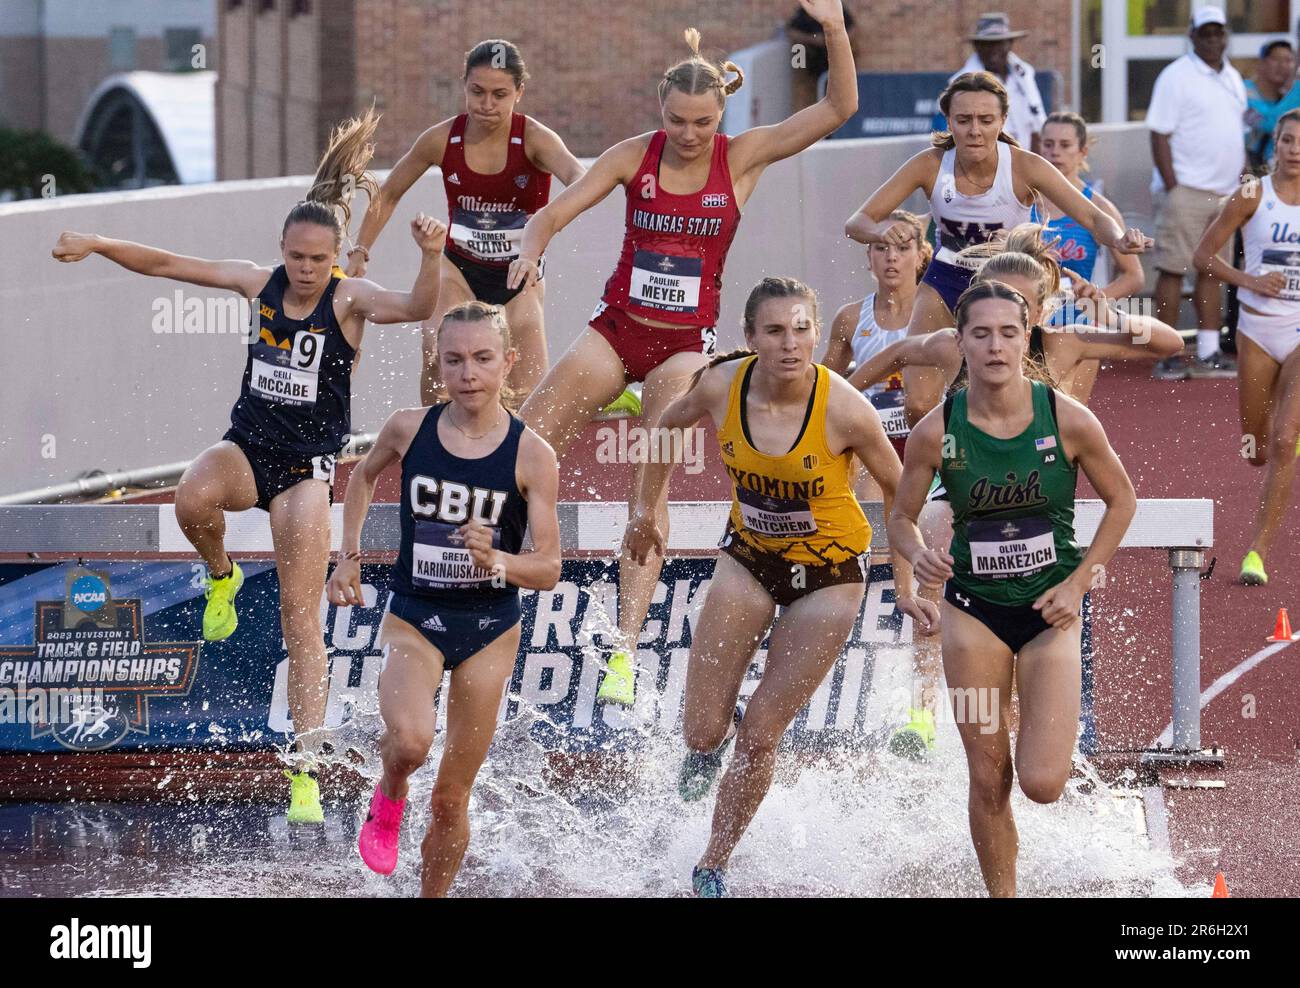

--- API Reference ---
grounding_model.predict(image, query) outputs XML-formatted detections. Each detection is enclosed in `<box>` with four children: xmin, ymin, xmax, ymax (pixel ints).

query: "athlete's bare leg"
<box><xmin>1238</xmin><ymin>331</ymin><xmax>1281</xmax><ymax>466</ymax></box>
<box><xmin>613</xmin><ymin>349</ymin><xmax>709</xmax><ymax>656</ymax></box>
<box><xmin>268</xmin><ymin>478</ymin><xmax>334</xmax><ymax>755</ymax></box>
<box><xmin>1193</xmin><ymin>270</ymin><xmax>1224</xmax><ymax>337</ymax></box>
<box><xmin>420</xmin><ymin>624</ymin><xmax>519</xmax><ymax>898</ymax></box>
<box><xmin>940</xmin><ymin>599</ymin><xmax>1017</xmax><ymax>897</ymax></box>
<box><xmin>173</xmin><ymin>441</ymin><xmax>258</xmax><ymax>572</ymax></box>
<box><xmin>1013</xmin><ymin>621</ymin><xmax>1083</xmax><ymax>806</ymax></box>
<box><xmin>902</xmin><ymin>284</ymin><xmax>956</xmax><ymax>426</ymax></box>
<box><xmin>502</xmin><ymin>278</ymin><xmax>549</xmax><ymax>399</ymax></box>
<box><xmin>681</xmin><ymin>552</ymin><xmax>777</xmax><ymax>753</ymax></box>
<box><xmin>1247</xmin><ymin>345</ymin><xmax>1300</xmax><ymax>561</ymax></box>
<box><xmin>375</xmin><ymin>612</ymin><xmax>445</xmax><ymax>803</ymax></box>
<box><xmin>420</xmin><ymin>256</ymin><xmax>475</xmax><ymax>406</ymax></box>
<box><xmin>520</xmin><ymin>327</ymin><xmax>628</xmax><ymax>457</ymax></box>
<box><xmin>699</xmin><ymin>578</ymin><xmax>864</xmax><ymax>870</ymax></box>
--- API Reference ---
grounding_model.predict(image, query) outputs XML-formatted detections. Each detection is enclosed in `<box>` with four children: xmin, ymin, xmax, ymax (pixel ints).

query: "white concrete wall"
<box><xmin>0</xmin><ymin>124</ymin><xmax>1154</xmax><ymax>496</ymax></box>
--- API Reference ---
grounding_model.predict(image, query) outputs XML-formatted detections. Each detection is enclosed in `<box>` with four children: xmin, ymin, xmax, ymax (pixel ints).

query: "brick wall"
<box><xmin>352</xmin><ymin>0</ymin><xmax>1074</xmax><ymax>165</ymax></box>
<box><xmin>218</xmin><ymin>0</ymin><xmax>1075</xmax><ymax>177</ymax></box>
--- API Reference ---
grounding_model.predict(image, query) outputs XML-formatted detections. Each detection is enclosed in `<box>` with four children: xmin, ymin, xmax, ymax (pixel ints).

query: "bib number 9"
<box><xmin>292</xmin><ymin>331</ymin><xmax>326</xmax><ymax>371</ymax></box>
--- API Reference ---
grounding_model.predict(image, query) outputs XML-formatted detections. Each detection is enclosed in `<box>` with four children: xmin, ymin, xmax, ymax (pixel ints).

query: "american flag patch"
<box><xmin>1035</xmin><ymin>435</ymin><xmax>1057</xmax><ymax>451</ymax></box>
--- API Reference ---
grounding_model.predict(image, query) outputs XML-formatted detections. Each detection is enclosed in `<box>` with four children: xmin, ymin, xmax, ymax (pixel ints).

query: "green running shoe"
<box><xmin>597</xmin><ymin>649</ymin><xmax>636</xmax><ymax>706</ymax></box>
<box><xmin>1239</xmin><ymin>550</ymin><xmax>1268</xmax><ymax>587</ymax></box>
<box><xmin>202</xmin><ymin>559</ymin><xmax>243</xmax><ymax>641</ymax></box>
<box><xmin>679</xmin><ymin>704</ymin><xmax>743</xmax><ymax>801</ymax></box>
<box><xmin>888</xmin><ymin>707</ymin><xmax>937</xmax><ymax>761</ymax></box>
<box><xmin>692</xmin><ymin>865</ymin><xmax>727</xmax><ymax>898</ymax></box>
<box><xmin>601</xmin><ymin>386</ymin><xmax>642</xmax><ymax>418</ymax></box>
<box><xmin>285</xmin><ymin>769</ymin><xmax>324</xmax><ymax>825</ymax></box>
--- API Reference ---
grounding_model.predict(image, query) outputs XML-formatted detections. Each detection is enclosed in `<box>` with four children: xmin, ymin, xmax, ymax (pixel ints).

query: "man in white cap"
<box><xmin>1148</xmin><ymin>5</ymin><xmax>1247</xmax><ymax>379</ymax></box>
<box><xmin>952</xmin><ymin>12</ymin><xmax>1046</xmax><ymax>151</ymax></box>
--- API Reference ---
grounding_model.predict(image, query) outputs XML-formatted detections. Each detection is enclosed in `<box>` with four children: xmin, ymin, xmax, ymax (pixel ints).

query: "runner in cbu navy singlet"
<box><xmin>846</xmin><ymin>71</ymin><xmax>1149</xmax><ymax>430</ymax></box>
<box><xmin>348</xmin><ymin>40</ymin><xmax>586</xmax><ymax>405</ymax></box>
<box><xmin>888</xmin><ymin>280</ymin><xmax>1136</xmax><ymax>897</ymax></box>
<box><xmin>509</xmin><ymin>3</ymin><xmax>861</xmax><ymax>716</ymax></box>
<box><xmin>388</xmin><ymin>401</ymin><xmax>529</xmax><ymax>664</ymax></box>
<box><xmin>53</xmin><ymin>108</ymin><xmax>448</xmax><ymax>825</ymax></box>
<box><xmin>330</xmin><ymin>301</ymin><xmax>560</xmax><ymax>896</ymax></box>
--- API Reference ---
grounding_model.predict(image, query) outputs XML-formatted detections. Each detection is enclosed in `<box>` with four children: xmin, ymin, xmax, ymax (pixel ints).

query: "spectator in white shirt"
<box><xmin>952</xmin><ymin>12</ymin><xmax>1046</xmax><ymax>152</ymax></box>
<box><xmin>1148</xmin><ymin>6</ymin><xmax>1248</xmax><ymax>379</ymax></box>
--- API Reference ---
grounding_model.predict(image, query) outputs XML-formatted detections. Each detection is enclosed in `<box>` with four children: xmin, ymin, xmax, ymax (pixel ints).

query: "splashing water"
<box><xmin>0</xmin><ymin>587</ymin><xmax>1192</xmax><ymax>898</ymax></box>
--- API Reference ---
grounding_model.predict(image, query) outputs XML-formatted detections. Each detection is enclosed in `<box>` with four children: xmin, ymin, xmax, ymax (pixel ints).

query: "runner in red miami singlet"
<box><xmin>348</xmin><ymin>40</ymin><xmax>584</xmax><ymax>404</ymax></box>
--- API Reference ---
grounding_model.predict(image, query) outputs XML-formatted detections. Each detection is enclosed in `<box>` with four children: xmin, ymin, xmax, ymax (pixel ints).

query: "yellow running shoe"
<box><xmin>1239</xmin><ymin>550</ymin><xmax>1268</xmax><ymax>587</ymax></box>
<box><xmin>601</xmin><ymin>387</ymin><xmax>642</xmax><ymax>418</ymax></box>
<box><xmin>202</xmin><ymin>559</ymin><xmax>243</xmax><ymax>641</ymax></box>
<box><xmin>285</xmin><ymin>769</ymin><xmax>325</xmax><ymax>825</ymax></box>
<box><xmin>888</xmin><ymin>707</ymin><xmax>937</xmax><ymax>761</ymax></box>
<box><xmin>597</xmin><ymin>649</ymin><xmax>636</xmax><ymax>706</ymax></box>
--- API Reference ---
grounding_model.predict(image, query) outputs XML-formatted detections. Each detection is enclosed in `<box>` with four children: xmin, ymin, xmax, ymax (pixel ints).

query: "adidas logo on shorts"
<box><xmin>422</xmin><ymin>614</ymin><xmax>447</xmax><ymax>632</ymax></box>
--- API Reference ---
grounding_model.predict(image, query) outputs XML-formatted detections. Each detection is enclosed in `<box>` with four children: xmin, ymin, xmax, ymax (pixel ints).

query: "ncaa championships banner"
<box><xmin>0</xmin><ymin>559</ymin><xmax>925</xmax><ymax>755</ymax></box>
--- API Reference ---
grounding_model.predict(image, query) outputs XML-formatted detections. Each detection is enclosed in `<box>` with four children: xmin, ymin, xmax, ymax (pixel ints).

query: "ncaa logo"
<box><xmin>70</xmin><ymin>575</ymin><xmax>108</xmax><ymax>612</ymax></box>
<box><xmin>514</xmin><ymin>174</ymin><xmax>529</xmax><ymax>189</ymax></box>
<box><xmin>702</xmin><ymin>193</ymin><xmax>729</xmax><ymax>208</ymax></box>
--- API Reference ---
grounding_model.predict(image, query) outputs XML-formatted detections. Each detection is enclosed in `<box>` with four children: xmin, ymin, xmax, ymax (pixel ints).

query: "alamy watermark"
<box><xmin>594</xmin><ymin>421</ymin><xmax>707</xmax><ymax>475</ymax></box>
<box><xmin>50</xmin><ymin>919</ymin><xmax>151</xmax><ymax>968</ymax></box>
<box><xmin>1045</xmin><ymin>295</ymin><xmax>1156</xmax><ymax>343</ymax></box>
<box><xmin>0</xmin><ymin>686</ymin><xmax>109</xmax><ymax>725</ymax></box>
<box><xmin>151</xmin><ymin>291</ymin><xmax>261</xmax><ymax>338</ymax></box>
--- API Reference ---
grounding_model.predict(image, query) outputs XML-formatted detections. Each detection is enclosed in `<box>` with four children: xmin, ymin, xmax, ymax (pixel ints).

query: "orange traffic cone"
<box><xmin>1211</xmin><ymin>872</ymin><xmax>1229</xmax><ymax>898</ymax></box>
<box><xmin>1266</xmin><ymin>608</ymin><xmax>1300</xmax><ymax>642</ymax></box>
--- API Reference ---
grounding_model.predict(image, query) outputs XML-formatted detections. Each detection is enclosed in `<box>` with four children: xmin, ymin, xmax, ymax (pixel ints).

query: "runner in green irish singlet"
<box><xmin>942</xmin><ymin>380</ymin><xmax>1082</xmax><ymax>603</ymax></box>
<box><xmin>887</xmin><ymin>280</ymin><xmax>1137</xmax><ymax>897</ymax></box>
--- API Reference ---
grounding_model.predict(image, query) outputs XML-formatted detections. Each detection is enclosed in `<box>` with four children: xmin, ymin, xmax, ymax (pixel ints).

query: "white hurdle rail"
<box><xmin>0</xmin><ymin>498</ymin><xmax>1213</xmax><ymax>757</ymax></box>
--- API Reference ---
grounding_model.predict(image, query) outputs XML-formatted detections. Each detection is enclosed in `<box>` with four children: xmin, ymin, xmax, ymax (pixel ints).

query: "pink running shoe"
<box><xmin>358</xmin><ymin>782</ymin><xmax>406</xmax><ymax>875</ymax></box>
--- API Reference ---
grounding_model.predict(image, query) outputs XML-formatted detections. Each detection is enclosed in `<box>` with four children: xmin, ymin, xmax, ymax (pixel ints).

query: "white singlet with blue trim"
<box><xmin>850</xmin><ymin>293</ymin><xmax>909</xmax><ymax>397</ymax></box>
<box><xmin>928</xmin><ymin>141</ymin><xmax>1032</xmax><ymax>268</ymax></box>
<box><xmin>1239</xmin><ymin>174</ymin><xmax>1300</xmax><ymax>317</ymax></box>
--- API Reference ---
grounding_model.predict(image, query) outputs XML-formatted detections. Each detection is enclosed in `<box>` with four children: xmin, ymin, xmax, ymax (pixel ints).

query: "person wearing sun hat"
<box><xmin>1147</xmin><ymin>5</ymin><xmax>1247</xmax><ymax>380</ymax></box>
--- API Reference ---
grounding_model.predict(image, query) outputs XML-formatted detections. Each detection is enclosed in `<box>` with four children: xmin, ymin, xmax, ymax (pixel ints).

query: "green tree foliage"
<box><xmin>0</xmin><ymin>128</ymin><xmax>96</xmax><ymax>199</ymax></box>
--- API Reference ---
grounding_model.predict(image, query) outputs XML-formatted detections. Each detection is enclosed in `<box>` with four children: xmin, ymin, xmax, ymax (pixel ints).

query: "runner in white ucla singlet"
<box><xmin>1192</xmin><ymin>108</ymin><xmax>1300</xmax><ymax>586</ymax></box>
